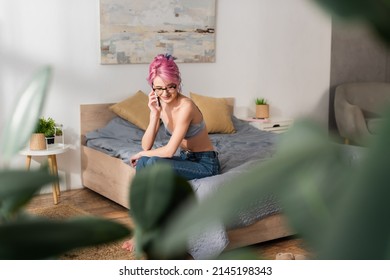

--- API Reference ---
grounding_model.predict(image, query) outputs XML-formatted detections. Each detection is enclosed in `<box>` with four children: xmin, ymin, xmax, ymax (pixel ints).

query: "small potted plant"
<box><xmin>30</xmin><ymin>117</ymin><xmax>57</xmax><ymax>150</ymax></box>
<box><xmin>54</xmin><ymin>123</ymin><xmax>64</xmax><ymax>145</ymax></box>
<box><xmin>255</xmin><ymin>98</ymin><xmax>269</xmax><ymax>119</ymax></box>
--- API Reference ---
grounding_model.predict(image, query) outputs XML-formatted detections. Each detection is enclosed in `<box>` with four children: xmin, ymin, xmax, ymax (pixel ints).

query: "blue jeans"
<box><xmin>135</xmin><ymin>150</ymin><xmax>221</xmax><ymax>180</ymax></box>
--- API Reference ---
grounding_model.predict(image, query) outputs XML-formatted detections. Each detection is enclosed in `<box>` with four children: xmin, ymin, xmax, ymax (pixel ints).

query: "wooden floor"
<box><xmin>26</xmin><ymin>188</ymin><xmax>311</xmax><ymax>260</ymax></box>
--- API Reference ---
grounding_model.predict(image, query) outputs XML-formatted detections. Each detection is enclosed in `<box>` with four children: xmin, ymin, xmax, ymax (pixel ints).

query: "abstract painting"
<box><xmin>100</xmin><ymin>0</ymin><xmax>216</xmax><ymax>64</ymax></box>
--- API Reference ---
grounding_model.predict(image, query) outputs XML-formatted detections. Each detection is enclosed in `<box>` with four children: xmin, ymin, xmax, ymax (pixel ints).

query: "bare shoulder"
<box><xmin>179</xmin><ymin>95</ymin><xmax>196</xmax><ymax>111</ymax></box>
<box><xmin>176</xmin><ymin>95</ymin><xmax>201</xmax><ymax>122</ymax></box>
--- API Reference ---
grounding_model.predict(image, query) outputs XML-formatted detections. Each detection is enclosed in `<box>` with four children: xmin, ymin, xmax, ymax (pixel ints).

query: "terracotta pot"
<box><xmin>30</xmin><ymin>133</ymin><xmax>46</xmax><ymax>150</ymax></box>
<box><xmin>255</xmin><ymin>104</ymin><xmax>269</xmax><ymax>119</ymax></box>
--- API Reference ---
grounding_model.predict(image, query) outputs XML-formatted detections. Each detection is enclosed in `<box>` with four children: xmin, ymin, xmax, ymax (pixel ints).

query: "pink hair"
<box><xmin>147</xmin><ymin>54</ymin><xmax>182</xmax><ymax>91</ymax></box>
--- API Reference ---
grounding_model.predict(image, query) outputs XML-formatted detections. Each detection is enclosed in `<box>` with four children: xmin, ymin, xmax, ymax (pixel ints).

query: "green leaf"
<box><xmin>0</xmin><ymin>170</ymin><xmax>56</xmax><ymax>217</ymax></box>
<box><xmin>255</xmin><ymin>98</ymin><xmax>267</xmax><ymax>105</ymax></box>
<box><xmin>0</xmin><ymin>217</ymin><xmax>131</xmax><ymax>260</ymax></box>
<box><xmin>217</xmin><ymin>248</ymin><xmax>260</xmax><ymax>260</ymax></box>
<box><xmin>317</xmin><ymin>108</ymin><xmax>390</xmax><ymax>259</ymax></box>
<box><xmin>155</xmin><ymin>113</ymin><xmax>390</xmax><ymax>260</ymax></box>
<box><xmin>312</xmin><ymin>0</ymin><xmax>371</xmax><ymax>18</ymax></box>
<box><xmin>0</xmin><ymin>170</ymin><xmax>55</xmax><ymax>198</ymax></box>
<box><xmin>312</xmin><ymin>0</ymin><xmax>390</xmax><ymax>44</ymax></box>
<box><xmin>157</xmin><ymin>120</ymin><xmax>340</xmax><ymax>256</ymax></box>
<box><xmin>129</xmin><ymin>163</ymin><xmax>195</xmax><ymax>259</ymax></box>
<box><xmin>0</xmin><ymin>66</ymin><xmax>52</xmax><ymax>164</ymax></box>
<box><xmin>130</xmin><ymin>163</ymin><xmax>195</xmax><ymax>231</ymax></box>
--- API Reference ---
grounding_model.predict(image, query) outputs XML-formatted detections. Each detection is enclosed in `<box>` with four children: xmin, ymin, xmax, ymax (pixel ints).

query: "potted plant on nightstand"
<box><xmin>255</xmin><ymin>98</ymin><xmax>269</xmax><ymax>119</ymax></box>
<box><xmin>54</xmin><ymin>123</ymin><xmax>64</xmax><ymax>146</ymax></box>
<box><xmin>30</xmin><ymin>117</ymin><xmax>57</xmax><ymax>150</ymax></box>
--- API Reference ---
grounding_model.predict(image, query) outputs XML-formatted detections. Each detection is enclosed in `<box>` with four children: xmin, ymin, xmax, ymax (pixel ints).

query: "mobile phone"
<box><xmin>154</xmin><ymin>91</ymin><xmax>161</xmax><ymax>107</ymax></box>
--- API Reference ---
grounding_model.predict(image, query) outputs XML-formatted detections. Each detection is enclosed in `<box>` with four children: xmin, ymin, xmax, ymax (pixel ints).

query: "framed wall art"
<box><xmin>100</xmin><ymin>0</ymin><xmax>216</xmax><ymax>64</ymax></box>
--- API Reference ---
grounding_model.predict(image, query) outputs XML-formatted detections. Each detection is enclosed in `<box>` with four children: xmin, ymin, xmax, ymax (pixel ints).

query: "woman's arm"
<box><xmin>141</xmin><ymin>112</ymin><xmax>160</xmax><ymax>151</ymax></box>
<box><xmin>131</xmin><ymin>102</ymin><xmax>192</xmax><ymax>165</ymax></box>
<box><xmin>141</xmin><ymin>91</ymin><xmax>162</xmax><ymax>150</ymax></box>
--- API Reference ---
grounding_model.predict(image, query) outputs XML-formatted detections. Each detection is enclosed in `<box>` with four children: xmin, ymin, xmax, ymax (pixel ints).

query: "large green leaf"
<box><xmin>0</xmin><ymin>170</ymin><xmax>55</xmax><ymax>199</ymax></box>
<box><xmin>157</xmin><ymin>120</ymin><xmax>340</xmax><ymax>256</ymax></box>
<box><xmin>217</xmin><ymin>248</ymin><xmax>260</xmax><ymax>260</ymax></box>
<box><xmin>130</xmin><ymin>163</ymin><xmax>195</xmax><ymax>231</ymax></box>
<box><xmin>317</xmin><ymin>108</ymin><xmax>390</xmax><ymax>259</ymax></box>
<box><xmin>0</xmin><ymin>170</ymin><xmax>56</xmax><ymax>218</ymax></box>
<box><xmin>0</xmin><ymin>66</ymin><xmax>52</xmax><ymax>164</ymax></box>
<box><xmin>312</xmin><ymin>0</ymin><xmax>390</xmax><ymax>44</ymax></box>
<box><xmin>0</xmin><ymin>216</ymin><xmax>131</xmax><ymax>260</ymax></box>
<box><xmin>312</xmin><ymin>0</ymin><xmax>373</xmax><ymax>18</ymax></box>
<box><xmin>156</xmin><ymin>112</ymin><xmax>390</xmax><ymax>259</ymax></box>
<box><xmin>130</xmin><ymin>163</ymin><xmax>195</xmax><ymax>259</ymax></box>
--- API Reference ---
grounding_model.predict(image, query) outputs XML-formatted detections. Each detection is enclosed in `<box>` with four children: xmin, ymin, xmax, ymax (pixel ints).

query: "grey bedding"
<box><xmin>86</xmin><ymin>116</ymin><xmax>281</xmax><ymax>259</ymax></box>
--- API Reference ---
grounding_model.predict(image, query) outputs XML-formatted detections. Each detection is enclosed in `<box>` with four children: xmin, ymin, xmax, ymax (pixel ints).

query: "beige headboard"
<box><xmin>80</xmin><ymin>103</ymin><xmax>116</xmax><ymax>145</ymax></box>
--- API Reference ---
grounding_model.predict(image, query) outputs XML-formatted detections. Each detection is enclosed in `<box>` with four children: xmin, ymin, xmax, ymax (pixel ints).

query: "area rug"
<box><xmin>28</xmin><ymin>204</ymin><xmax>136</xmax><ymax>260</ymax></box>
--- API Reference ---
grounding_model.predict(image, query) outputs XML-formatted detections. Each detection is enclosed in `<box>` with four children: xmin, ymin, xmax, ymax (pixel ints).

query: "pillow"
<box><xmin>190</xmin><ymin>92</ymin><xmax>236</xmax><ymax>134</ymax></box>
<box><xmin>109</xmin><ymin>90</ymin><xmax>149</xmax><ymax>130</ymax></box>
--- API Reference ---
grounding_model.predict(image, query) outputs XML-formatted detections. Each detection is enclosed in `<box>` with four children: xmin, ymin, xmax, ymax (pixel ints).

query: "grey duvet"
<box><xmin>86</xmin><ymin>116</ymin><xmax>281</xmax><ymax>259</ymax></box>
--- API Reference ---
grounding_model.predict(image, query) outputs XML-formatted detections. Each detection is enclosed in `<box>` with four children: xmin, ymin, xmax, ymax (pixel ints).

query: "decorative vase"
<box><xmin>30</xmin><ymin>133</ymin><xmax>47</xmax><ymax>150</ymax></box>
<box><xmin>255</xmin><ymin>104</ymin><xmax>269</xmax><ymax>119</ymax></box>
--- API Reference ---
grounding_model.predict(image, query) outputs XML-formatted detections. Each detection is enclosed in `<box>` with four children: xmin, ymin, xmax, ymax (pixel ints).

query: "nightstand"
<box><xmin>244</xmin><ymin>118</ymin><xmax>294</xmax><ymax>133</ymax></box>
<box><xmin>19</xmin><ymin>144</ymin><xmax>70</xmax><ymax>204</ymax></box>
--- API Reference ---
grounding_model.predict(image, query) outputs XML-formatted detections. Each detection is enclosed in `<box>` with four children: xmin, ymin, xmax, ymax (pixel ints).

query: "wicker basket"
<box><xmin>255</xmin><ymin>104</ymin><xmax>269</xmax><ymax>119</ymax></box>
<box><xmin>30</xmin><ymin>133</ymin><xmax>46</xmax><ymax>150</ymax></box>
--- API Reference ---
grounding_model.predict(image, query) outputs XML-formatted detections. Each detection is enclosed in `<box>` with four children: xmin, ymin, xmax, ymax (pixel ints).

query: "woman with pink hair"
<box><xmin>122</xmin><ymin>54</ymin><xmax>220</xmax><ymax>253</ymax></box>
<box><xmin>129</xmin><ymin>53</ymin><xmax>220</xmax><ymax>180</ymax></box>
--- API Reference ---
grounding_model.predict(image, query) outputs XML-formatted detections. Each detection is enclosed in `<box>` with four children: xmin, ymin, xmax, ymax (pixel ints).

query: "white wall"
<box><xmin>0</xmin><ymin>0</ymin><xmax>331</xmax><ymax>191</ymax></box>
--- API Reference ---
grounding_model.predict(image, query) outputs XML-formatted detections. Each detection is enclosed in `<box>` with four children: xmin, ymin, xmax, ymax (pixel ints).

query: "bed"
<box><xmin>80</xmin><ymin>98</ymin><xmax>293</xmax><ymax>259</ymax></box>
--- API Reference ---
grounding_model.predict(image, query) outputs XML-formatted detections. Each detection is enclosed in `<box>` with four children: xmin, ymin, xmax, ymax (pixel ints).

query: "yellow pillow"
<box><xmin>190</xmin><ymin>92</ymin><xmax>236</xmax><ymax>134</ymax></box>
<box><xmin>109</xmin><ymin>90</ymin><xmax>149</xmax><ymax>130</ymax></box>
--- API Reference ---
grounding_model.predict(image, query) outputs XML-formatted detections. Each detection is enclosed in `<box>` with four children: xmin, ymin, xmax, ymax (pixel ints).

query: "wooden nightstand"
<box><xmin>19</xmin><ymin>144</ymin><xmax>70</xmax><ymax>204</ymax></box>
<box><xmin>244</xmin><ymin>118</ymin><xmax>294</xmax><ymax>133</ymax></box>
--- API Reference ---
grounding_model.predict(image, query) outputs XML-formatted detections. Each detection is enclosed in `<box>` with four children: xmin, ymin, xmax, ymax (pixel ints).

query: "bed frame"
<box><xmin>80</xmin><ymin>101</ymin><xmax>293</xmax><ymax>250</ymax></box>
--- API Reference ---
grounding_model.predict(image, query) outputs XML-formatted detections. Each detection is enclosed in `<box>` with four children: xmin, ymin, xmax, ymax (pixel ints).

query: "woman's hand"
<box><xmin>130</xmin><ymin>152</ymin><xmax>142</xmax><ymax>167</ymax></box>
<box><xmin>148</xmin><ymin>90</ymin><xmax>161</xmax><ymax>115</ymax></box>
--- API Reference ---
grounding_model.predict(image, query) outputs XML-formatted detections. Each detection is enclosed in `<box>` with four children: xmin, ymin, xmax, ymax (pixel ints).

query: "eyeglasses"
<box><xmin>153</xmin><ymin>84</ymin><xmax>177</xmax><ymax>95</ymax></box>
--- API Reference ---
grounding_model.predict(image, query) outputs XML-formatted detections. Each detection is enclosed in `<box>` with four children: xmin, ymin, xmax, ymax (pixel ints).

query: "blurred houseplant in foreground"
<box><xmin>2</xmin><ymin>0</ymin><xmax>389</xmax><ymax>260</ymax></box>
<box><xmin>129</xmin><ymin>163</ymin><xmax>197</xmax><ymax>260</ymax></box>
<box><xmin>131</xmin><ymin>113</ymin><xmax>390</xmax><ymax>259</ymax></box>
<box><xmin>0</xmin><ymin>66</ymin><xmax>131</xmax><ymax>259</ymax></box>
<box><xmin>312</xmin><ymin>0</ymin><xmax>390</xmax><ymax>45</ymax></box>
